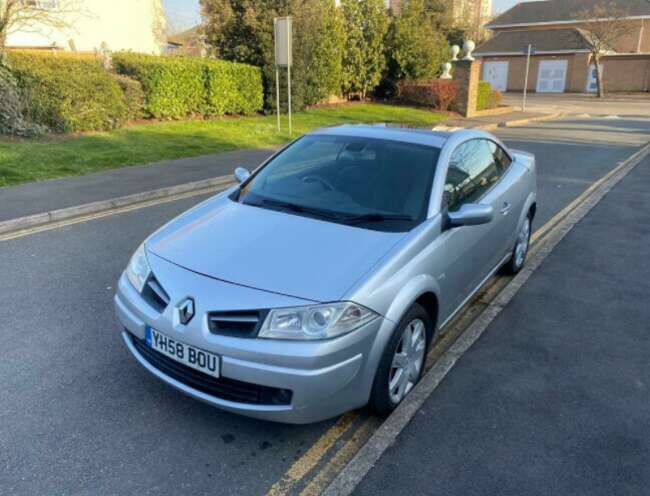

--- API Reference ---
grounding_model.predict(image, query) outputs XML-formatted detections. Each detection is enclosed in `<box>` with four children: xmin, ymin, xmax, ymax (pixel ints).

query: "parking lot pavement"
<box><xmin>0</xmin><ymin>117</ymin><xmax>648</xmax><ymax>495</ymax></box>
<box><xmin>354</xmin><ymin>156</ymin><xmax>650</xmax><ymax>496</ymax></box>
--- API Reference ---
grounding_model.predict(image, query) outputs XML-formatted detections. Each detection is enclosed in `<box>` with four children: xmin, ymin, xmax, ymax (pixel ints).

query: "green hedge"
<box><xmin>113</xmin><ymin>53</ymin><xmax>263</xmax><ymax>119</ymax></box>
<box><xmin>204</xmin><ymin>59</ymin><xmax>264</xmax><ymax>115</ymax></box>
<box><xmin>477</xmin><ymin>81</ymin><xmax>503</xmax><ymax>111</ymax></box>
<box><xmin>7</xmin><ymin>52</ymin><xmax>129</xmax><ymax>133</ymax></box>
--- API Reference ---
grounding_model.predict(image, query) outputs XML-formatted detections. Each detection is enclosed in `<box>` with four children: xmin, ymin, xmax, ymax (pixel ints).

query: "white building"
<box><xmin>5</xmin><ymin>0</ymin><xmax>165</xmax><ymax>54</ymax></box>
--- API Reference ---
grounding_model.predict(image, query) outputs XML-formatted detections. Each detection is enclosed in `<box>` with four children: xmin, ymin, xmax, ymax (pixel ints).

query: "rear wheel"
<box><xmin>370</xmin><ymin>304</ymin><xmax>431</xmax><ymax>416</ymax></box>
<box><xmin>503</xmin><ymin>215</ymin><xmax>531</xmax><ymax>275</ymax></box>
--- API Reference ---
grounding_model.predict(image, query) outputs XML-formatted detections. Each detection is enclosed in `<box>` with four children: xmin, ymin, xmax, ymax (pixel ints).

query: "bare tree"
<box><xmin>0</xmin><ymin>0</ymin><xmax>83</xmax><ymax>57</ymax></box>
<box><xmin>578</xmin><ymin>1</ymin><xmax>630</xmax><ymax>98</ymax></box>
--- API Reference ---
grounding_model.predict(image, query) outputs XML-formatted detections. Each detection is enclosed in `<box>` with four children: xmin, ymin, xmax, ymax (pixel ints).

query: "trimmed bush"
<box><xmin>7</xmin><ymin>51</ymin><xmax>129</xmax><ymax>133</ymax></box>
<box><xmin>204</xmin><ymin>59</ymin><xmax>263</xmax><ymax>115</ymax></box>
<box><xmin>113</xmin><ymin>53</ymin><xmax>205</xmax><ymax>118</ymax></box>
<box><xmin>111</xmin><ymin>74</ymin><xmax>146</xmax><ymax>120</ymax></box>
<box><xmin>113</xmin><ymin>53</ymin><xmax>263</xmax><ymax>119</ymax></box>
<box><xmin>477</xmin><ymin>81</ymin><xmax>503</xmax><ymax>111</ymax></box>
<box><xmin>397</xmin><ymin>80</ymin><xmax>459</xmax><ymax>111</ymax></box>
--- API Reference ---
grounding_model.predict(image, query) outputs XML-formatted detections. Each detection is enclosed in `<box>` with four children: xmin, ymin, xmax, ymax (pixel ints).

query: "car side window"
<box><xmin>488</xmin><ymin>140</ymin><xmax>512</xmax><ymax>172</ymax></box>
<box><xmin>443</xmin><ymin>139</ymin><xmax>503</xmax><ymax>212</ymax></box>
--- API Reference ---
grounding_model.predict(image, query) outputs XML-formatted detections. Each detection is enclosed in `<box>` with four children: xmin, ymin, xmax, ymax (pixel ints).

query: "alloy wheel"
<box><xmin>514</xmin><ymin>218</ymin><xmax>531</xmax><ymax>269</ymax></box>
<box><xmin>388</xmin><ymin>318</ymin><xmax>427</xmax><ymax>404</ymax></box>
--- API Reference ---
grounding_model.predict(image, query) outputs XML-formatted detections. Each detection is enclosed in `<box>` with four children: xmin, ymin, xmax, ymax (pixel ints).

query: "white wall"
<box><xmin>6</xmin><ymin>0</ymin><xmax>164</xmax><ymax>54</ymax></box>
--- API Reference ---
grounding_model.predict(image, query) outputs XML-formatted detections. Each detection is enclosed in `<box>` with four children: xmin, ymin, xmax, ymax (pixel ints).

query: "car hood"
<box><xmin>147</xmin><ymin>194</ymin><xmax>405</xmax><ymax>302</ymax></box>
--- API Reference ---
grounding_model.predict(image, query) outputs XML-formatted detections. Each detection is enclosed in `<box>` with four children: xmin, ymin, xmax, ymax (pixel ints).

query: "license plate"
<box><xmin>146</xmin><ymin>327</ymin><xmax>220</xmax><ymax>378</ymax></box>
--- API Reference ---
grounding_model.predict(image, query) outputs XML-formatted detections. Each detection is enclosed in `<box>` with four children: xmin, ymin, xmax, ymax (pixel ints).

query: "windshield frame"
<box><xmin>234</xmin><ymin>133</ymin><xmax>441</xmax><ymax>232</ymax></box>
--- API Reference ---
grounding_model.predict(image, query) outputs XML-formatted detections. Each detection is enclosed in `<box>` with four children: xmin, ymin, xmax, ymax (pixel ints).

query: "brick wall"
<box><xmin>600</xmin><ymin>55</ymin><xmax>650</xmax><ymax>92</ymax></box>
<box><xmin>480</xmin><ymin>53</ymin><xmax>650</xmax><ymax>93</ymax></box>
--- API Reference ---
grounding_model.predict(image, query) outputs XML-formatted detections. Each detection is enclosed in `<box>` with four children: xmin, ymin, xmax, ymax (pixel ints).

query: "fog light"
<box><xmin>272</xmin><ymin>389</ymin><xmax>293</xmax><ymax>405</ymax></box>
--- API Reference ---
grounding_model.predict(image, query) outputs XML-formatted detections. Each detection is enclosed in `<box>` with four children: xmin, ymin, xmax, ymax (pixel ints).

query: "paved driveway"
<box><xmin>1</xmin><ymin>117</ymin><xmax>649</xmax><ymax>496</ymax></box>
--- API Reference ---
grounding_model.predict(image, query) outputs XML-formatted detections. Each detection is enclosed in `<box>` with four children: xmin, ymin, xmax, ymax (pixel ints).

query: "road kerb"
<box><xmin>322</xmin><ymin>142</ymin><xmax>650</xmax><ymax>496</ymax></box>
<box><xmin>0</xmin><ymin>175</ymin><xmax>235</xmax><ymax>237</ymax></box>
<box><xmin>499</xmin><ymin>112</ymin><xmax>566</xmax><ymax>128</ymax></box>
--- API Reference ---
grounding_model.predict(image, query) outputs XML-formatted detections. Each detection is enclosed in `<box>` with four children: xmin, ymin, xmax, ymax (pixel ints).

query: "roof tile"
<box><xmin>489</xmin><ymin>0</ymin><xmax>650</xmax><ymax>27</ymax></box>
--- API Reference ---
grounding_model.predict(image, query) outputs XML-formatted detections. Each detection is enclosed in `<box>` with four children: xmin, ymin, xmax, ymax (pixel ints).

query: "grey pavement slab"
<box><xmin>0</xmin><ymin>148</ymin><xmax>275</xmax><ymax>222</ymax></box>
<box><xmin>354</xmin><ymin>157</ymin><xmax>650</xmax><ymax>496</ymax></box>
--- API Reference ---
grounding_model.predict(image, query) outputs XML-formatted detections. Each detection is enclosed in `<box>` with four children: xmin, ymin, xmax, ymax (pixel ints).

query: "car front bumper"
<box><xmin>114</xmin><ymin>254</ymin><xmax>394</xmax><ymax>424</ymax></box>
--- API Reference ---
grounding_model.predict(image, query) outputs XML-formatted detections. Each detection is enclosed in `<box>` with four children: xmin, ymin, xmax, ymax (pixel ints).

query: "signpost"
<box><xmin>274</xmin><ymin>17</ymin><xmax>293</xmax><ymax>136</ymax></box>
<box><xmin>523</xmin><ymin>44</ymin><xmax>533</xmax><ymax>112</ymax></box>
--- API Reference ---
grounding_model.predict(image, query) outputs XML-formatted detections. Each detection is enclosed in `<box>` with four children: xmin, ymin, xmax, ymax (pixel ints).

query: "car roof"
<box><xmin>308</xmin><ymin>124</ymin><xmax>450</xmax><ymax>148</ymax></box>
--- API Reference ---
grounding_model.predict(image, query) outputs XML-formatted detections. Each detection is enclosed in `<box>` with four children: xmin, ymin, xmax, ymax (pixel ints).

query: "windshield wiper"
<box><xmin>253</xmin><ymin>198</ymin><xmax>345</xmax><ymax>221</ymax></box>
<box><xmin>342</xmin><ymin>213</ymin><xmax>414</xmax><ymax>224</ymax></box>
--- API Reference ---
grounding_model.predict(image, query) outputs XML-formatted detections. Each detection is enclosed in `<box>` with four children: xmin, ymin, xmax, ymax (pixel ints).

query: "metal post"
<box><xmin>523</xmin><ymin>44</ymin><xmax>532</xmax><ymax>112</ymax></box>
<box><xmin>287</xmin><ymin>26</ymin><xmax>292</xmax><ymax>137</ymax></box>
<box><xmin>274</xmin><ymin>18</ymin><xmax>281</xmax><ymax>132</ymax></box>
<box><xmin>287</xmin><ymin>66</ymin><xmax>292</xmax><ymax>137</ymax></box>
<box><xmin>275</xmin><ymin>66</ymin><xmax>281</xmax><ymax>132</ymax></box>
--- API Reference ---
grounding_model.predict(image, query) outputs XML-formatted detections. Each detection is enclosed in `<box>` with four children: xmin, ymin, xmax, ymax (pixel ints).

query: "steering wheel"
<box><xmin>302</xmin><ymin>175</ymin><xmax>335</xmax><ymax>192</ymax></box>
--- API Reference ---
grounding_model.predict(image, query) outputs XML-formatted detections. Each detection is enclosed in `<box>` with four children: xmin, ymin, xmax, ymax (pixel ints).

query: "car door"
<box><xmin>436</xmin><ymin>139</ymin><xmax>509</xmax><ymax>321</ymax></box>
<box><xmin>486</xmin><ymin>140</ymin><xmax>528</xmax><ymax>255</ymax></box>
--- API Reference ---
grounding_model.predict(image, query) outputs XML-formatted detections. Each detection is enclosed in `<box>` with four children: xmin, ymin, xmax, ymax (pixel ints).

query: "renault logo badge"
<box><xmin>178</xmin><ymin>297</ymin><xmax>195</xmax><ymax>325</ymax></box>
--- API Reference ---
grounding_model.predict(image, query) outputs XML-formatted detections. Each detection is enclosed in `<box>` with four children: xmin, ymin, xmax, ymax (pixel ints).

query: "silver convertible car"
<box><xmin>114</xmin><ymin>125</ymin><xmax>536</xmax><ymax>424</ymax></box>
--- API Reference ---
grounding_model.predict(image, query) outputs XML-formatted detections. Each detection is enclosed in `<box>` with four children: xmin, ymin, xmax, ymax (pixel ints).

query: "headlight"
<box><xmin>259</xmin><ymin>302</ymin><xmax>379</xmax><ymax>340</ymax></box>
<box><xmin>126</xmin><ymin>243</ymin><xmax>151</xmax><ymax>293</ymax></box>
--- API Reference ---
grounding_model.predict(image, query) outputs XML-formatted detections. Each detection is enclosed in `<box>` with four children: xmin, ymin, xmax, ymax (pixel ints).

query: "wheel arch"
<box><xmin>384</xmin><ymin>274</ymin><xmax>441</xmax><ymax>333</ymax></box>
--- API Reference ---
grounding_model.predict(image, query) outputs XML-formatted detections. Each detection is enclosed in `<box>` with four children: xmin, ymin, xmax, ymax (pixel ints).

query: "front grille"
<box><xmin>142</xmin><ymin>275</ymin><xmax>170</xmax><ymax>312</ymax></box>
<box><xmin>208</xmin><ymin>310</ymin><xmax>268</xmax><ymax>338</ymax></box>
<box><xmin>131</xmin><ymin>335</ymin><xmax>292</xmax><ymax>406</ymax></box>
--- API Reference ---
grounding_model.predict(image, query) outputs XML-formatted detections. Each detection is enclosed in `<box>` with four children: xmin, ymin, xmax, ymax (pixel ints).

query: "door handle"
<box><xmin>500</xmin><ymin>202</ymin><xmax>512</xmax><ymax>215</ymax></box>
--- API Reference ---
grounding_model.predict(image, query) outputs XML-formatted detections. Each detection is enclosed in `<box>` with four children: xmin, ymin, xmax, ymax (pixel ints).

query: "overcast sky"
<box><xmin>162</xmin><ymin>0</ymin><xmax>537</xmax><ymax>30</ymax></box>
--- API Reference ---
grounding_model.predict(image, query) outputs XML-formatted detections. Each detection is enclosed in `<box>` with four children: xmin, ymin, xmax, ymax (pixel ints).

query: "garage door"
<box><xmin>483</xmin><ymin>61</ymin><xmax>509</xmax><ymax>92</ymax></box>
<box><xmin>537</xmin><ymin>60</ymin><xmax>568</xmax><ymax>93</ymax></box>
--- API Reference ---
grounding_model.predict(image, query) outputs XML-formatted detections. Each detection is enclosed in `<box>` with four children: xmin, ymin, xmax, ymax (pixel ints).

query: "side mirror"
<box><xmin>446</xmin><ymin>203</ymin><xmax>494</xmax><ymax>229</ymax></box>
<box><xmin>234</xmin><ymin>167</ymin><xmax>251</xmax><ymax>184</ymax></box>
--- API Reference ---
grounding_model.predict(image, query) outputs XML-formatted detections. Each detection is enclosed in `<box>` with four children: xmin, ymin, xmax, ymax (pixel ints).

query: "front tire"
<box><xmin>503</xmin><ymin>215</ymin><xmax>532</xmax><ymax>275</ymax></box>
<box><xmin>370</xmin><ymin>304</ymin><xmax>431</xmax><ymax>417</ymax></box>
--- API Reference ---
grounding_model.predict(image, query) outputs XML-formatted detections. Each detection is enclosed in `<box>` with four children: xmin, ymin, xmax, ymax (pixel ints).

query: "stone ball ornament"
<box><xmin>451</xmin><ymin>45</ymin><xmax>460</xmax><ymax>62</ymax></box>
<box><xmin>463</xmin><ymin>40</ymin><xmax>476</xmax><ymax>61</ymax></box>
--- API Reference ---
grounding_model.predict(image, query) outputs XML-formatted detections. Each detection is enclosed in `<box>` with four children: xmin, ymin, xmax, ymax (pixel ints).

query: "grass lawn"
<box><xmin>0</xmin><ymin>103</ymin><xmax>446</xmax><ymax>188</ymax></box>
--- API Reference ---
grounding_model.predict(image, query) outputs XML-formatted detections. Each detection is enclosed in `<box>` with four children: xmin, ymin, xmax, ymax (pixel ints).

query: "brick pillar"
<box><xmin>454</xmin><ymin>59</ymin><xmax>482</xmax><ymax>118</ymax></box>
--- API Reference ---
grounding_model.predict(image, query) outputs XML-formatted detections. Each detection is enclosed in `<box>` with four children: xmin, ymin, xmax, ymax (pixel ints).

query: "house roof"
<box><xmin>167</xmin><ymin>25</ymin><xmax>203</xmax><ymax>47</ymax></box>
<box><xmin>488</xmin><ymin>0</ymin><xmax>650</xmax><ymax>28</ymax></box>
<box><xmin>474</xmin><ymin>28</ymin><xmax>592</xmax><ymax>55</ymax></box>
<box><xmin>167</xmin><ymin>25</ymin><xmax>204</xmax><ymax>56</ymax></box>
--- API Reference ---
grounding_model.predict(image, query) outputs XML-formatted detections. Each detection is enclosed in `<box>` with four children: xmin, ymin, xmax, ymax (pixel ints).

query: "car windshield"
<box><xmin>238</xmin><ymin>134</ymin><xmax>440</xmax><ymax>232</ymax></box>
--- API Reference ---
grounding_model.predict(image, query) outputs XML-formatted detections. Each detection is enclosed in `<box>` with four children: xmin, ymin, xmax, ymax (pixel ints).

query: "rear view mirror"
<box><xmin>235</xmin><ymin>167</ymin><xmax>251</xmax><ymax>184</ymax></box>
<box><xmin>446</xmin><ymin>203</ymin><xmax>494</xmax><ymax>229</ymax></box>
